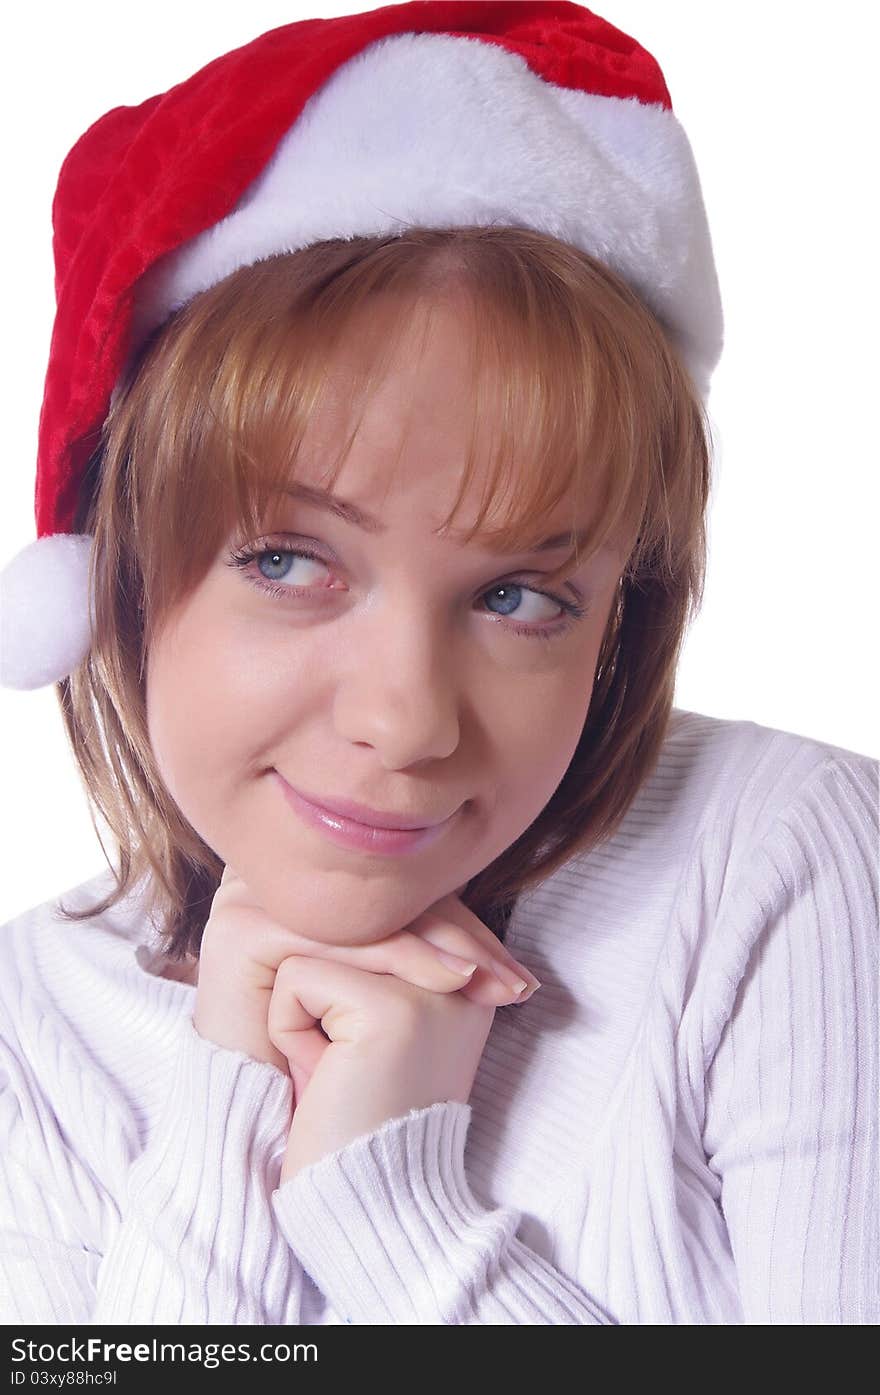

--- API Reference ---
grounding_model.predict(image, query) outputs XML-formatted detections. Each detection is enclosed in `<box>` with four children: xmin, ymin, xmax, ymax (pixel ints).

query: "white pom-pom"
<box><xmin>0</xmin><ymin>534</ymin><xmax>95</xmax><ymax>690</ymax></box>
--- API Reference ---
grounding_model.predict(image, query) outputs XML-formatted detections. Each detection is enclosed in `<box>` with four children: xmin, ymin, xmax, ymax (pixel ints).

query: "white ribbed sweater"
<box><xmin>1</xmin><ymin>709</ymin><xmax>877</xmax><ymax>1325</ymax></box>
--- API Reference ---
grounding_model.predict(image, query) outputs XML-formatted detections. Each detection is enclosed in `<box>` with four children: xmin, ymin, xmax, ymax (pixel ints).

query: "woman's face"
<box><xmin>146</xmin><ymin>298</ymin><xmax>628</xmax><ymax>945</ymax></box>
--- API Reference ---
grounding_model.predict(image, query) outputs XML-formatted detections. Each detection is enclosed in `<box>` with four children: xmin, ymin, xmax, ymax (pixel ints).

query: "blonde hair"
<box><xmin>56</xmin><ymin>226</ymin><xmax>713</xmax><ymax>957</ymax></box>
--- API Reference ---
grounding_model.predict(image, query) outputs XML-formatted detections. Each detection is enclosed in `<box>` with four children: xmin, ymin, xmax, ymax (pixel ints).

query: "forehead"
<box><xmin>240</xmin><ymin>285</ymin><xmax>634</xmax><ymax>570</ymax></box>
<box><xmin>277</xmin><ymin>477</ymin><xmax>604</xmax><ymax>559</ymax></box>
<box><xmin>295</xmin><ymin>313</ymin><xmax>601</xmax><ymax>534</ymax></box>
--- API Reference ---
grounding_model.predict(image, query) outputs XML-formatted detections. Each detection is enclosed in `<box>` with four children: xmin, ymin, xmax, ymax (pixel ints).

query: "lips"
<box><xmin>273</xmin><ymin>773</ymin><xmax>458</xmax><ymax>830</ymax></box>
<box><xmin>273</xmin><ymin>771</ymin><xmax>460</xmax><ymax>857</ymax></box>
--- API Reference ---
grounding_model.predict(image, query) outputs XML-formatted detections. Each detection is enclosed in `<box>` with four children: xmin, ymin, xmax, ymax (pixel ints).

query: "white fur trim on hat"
<box><xmin>130</xmin><ymin>31</ymin><xmax>723</xmax><ymax>401</ymax></box>
<box><xmin>0</xmin><ymin>534</ymin><xmax>95</xmax><ymax>690</ymax></box>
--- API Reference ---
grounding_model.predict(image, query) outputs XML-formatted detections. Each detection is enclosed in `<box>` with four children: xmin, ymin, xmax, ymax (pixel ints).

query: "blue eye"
<box><xmin>226</xmin><ymin>540</ymin><xmax>588</xmax><ymax>642</ymax></box>
<box><xmin>256</xmin><ymin>547</ymin><xmax>329</xmax><ymax>588</ymax></box>
<box><xmin>480</xmin><ymin>581</ymin><xmax>581</xmax><ymax>636</ymax></box>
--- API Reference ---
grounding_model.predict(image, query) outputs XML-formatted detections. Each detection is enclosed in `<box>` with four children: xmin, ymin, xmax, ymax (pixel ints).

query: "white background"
<box><xmin>1</xmin><ymin>1</ymin><xmax>877</xmax><ymax>924</ymax></box>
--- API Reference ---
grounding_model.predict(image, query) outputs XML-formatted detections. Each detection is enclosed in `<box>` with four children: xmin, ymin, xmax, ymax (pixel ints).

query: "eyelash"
<box><xmin>226</xmin><ymin>538</ymin><xmax>588</xmax><ymax>642</ymax></box>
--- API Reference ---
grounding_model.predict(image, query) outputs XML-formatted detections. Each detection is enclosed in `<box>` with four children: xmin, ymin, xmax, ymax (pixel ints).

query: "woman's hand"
<box><xmin>193</xmin><ymin>867</ymin><xmax>540</xmax><ymax>1076</ymax></box>
<box><xmin>269</xmin><ymin>893</ymin><xmax>522</xmax><ymax>1181</ymax></box>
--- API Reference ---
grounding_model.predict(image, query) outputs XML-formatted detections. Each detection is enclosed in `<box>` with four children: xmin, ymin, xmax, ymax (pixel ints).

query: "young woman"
<box><xmin>0</xmin><ymin>2</ymin><xmax>876</xmax><ymax>1325</ymax></box>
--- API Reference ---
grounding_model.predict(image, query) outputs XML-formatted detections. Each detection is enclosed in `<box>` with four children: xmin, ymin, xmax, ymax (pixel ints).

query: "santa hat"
<box><xmin>0</xmin><ymin>0</ymin><xmax>723</xmax><ymax>691</ymax></box>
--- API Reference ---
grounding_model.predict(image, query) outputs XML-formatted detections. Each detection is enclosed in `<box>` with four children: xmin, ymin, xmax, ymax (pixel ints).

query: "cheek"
<box><xmin>484</xmin><ymin>665</ymin><xmax>595</xmax><ymax>837</ymax></box>
<box><xmin>145</xmin><ymin>606</ymin><xmax>267</xmax><ymax>805</ymax></box>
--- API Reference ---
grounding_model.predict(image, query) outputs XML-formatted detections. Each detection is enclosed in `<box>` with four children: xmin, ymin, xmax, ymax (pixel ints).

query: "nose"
<box><xmin>332</xmin><ymin>601</ymin><xmax>461</xmax><ymax>767</ymax></box>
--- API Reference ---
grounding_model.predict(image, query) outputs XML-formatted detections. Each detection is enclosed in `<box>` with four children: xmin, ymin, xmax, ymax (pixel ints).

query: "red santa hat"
<box><xmin>0</xmin><ymin>0</ymin><xmax>723</xmax><ymax>690</ymax></box>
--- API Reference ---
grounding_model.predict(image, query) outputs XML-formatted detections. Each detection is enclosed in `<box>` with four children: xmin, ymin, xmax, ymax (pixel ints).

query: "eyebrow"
<box><xmin>281</xmin><ymin>482</ymin><xmax>591</xmax><ymax>554</ymax></box>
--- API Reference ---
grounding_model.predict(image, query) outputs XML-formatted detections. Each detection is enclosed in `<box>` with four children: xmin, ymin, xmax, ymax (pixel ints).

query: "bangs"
<box><xmin>97</xmin><ymin>229</ymin><xmax>705</xmax><ymax>650</ymax></box>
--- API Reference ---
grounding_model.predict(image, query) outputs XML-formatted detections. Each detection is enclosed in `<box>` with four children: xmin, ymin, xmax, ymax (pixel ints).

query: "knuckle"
<box><xmin>273</xmin><ymin>952</ymin><xmax>311</xmax><ymax>984</ymax></box>
<box><xmin>415</xmin><ymin>904</ymin><xmax>523</xmax><ymax>975</ymax></box>
<box><xmin>345</xmin><ymin>931</ymin><xmax>414</xmax><ymax>979</ymax></box>
<box><xmin>416</xmin><ymin>924</ymin><xmax>492</xmax><ymax>974</ymax></box>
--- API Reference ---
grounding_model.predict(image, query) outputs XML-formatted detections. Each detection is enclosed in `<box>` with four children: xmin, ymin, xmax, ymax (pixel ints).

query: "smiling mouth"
<box><xmin>272</xmin><ymin>770</ymin><xmax>461</xmax><ymax>857</ymax></box>
<box><xmin>272</xmin><ymin>771</ymin><xmax>461</xmax><ymax>830</ymax></box>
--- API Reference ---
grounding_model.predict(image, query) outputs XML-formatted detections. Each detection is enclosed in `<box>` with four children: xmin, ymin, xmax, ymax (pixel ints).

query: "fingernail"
<box><xmin>514</xmin><ymin>979</ymin><xmax>541</xmax><ymax>1003</ymax></box>
<box><xmin>494</xmin><ymin>958</ymin><xmax>540</xmax><ymax>994</ymax></box>
<box><xmin>490</xmin><ymin>963</ymin><xmax>530</xmax><ymax>996</ymax></box>
<box><xmin>434</xmin><ymin>949</ymin><xmax>478</xmax><ymax>977</ymax></box>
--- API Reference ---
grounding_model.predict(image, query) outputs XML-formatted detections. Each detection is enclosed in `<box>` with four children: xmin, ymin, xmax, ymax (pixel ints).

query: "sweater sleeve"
<box><xmin>0</xmin><ymin>1016</ymin><xmax>308</xmax><ymax>1325</ymax></box>
<box><xmin>701</xmin><ymin>753</ymin><xmax>879</xmax><ymax>1324</ymax></box>
<box><xmin>271</xmin><ymin>1100</ymin><xmax>614</xmax><ymax>1324</ymax></box>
